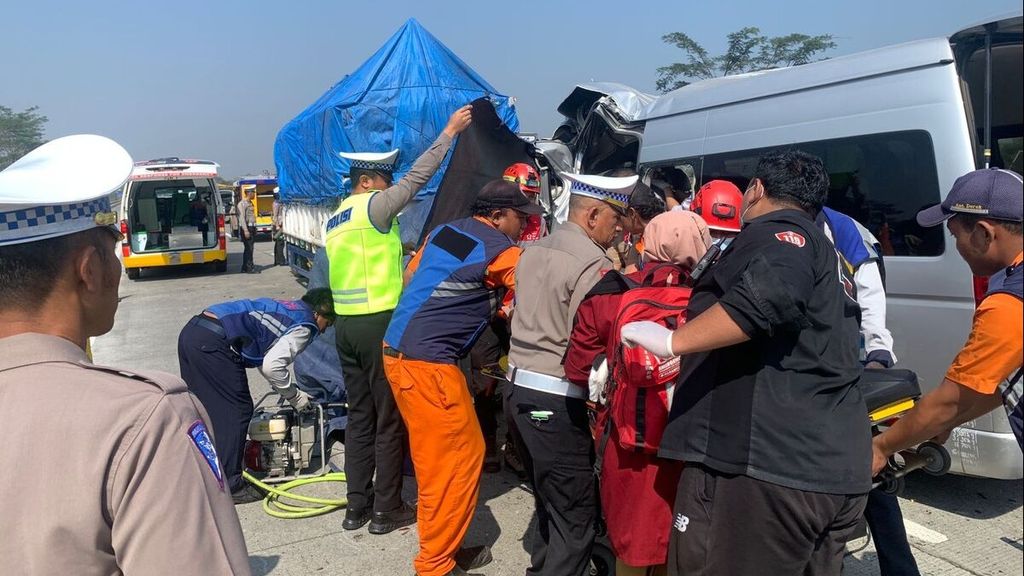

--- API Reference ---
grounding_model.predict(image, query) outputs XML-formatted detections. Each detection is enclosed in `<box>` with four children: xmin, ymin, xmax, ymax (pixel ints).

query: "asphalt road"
<box><xmin>92</xmin><ymin>238</ymin><xmax>1023</xmax><ymax>576</ymax></box>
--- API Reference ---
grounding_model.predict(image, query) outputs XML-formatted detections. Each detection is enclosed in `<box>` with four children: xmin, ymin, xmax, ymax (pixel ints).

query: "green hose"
<box><xmin>242</xmin><ymin>470</ymin><xmax>348</xmax><ymax>519</ymax></box>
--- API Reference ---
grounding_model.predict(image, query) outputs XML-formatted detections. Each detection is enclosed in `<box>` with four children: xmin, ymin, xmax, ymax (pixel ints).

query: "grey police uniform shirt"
<box><xmin>509</xmin><ymin>220</ymin><xmax>612</xmax><ymax>379</ymax></box>
<box><xmin>366</xmin><ymin>133</ymin><xmax>453</xmax><ymax>233</ymax></box>
<box><xmin>238</xmin><ymin>198</ymin><xmax>256</xmax><ymax>227</ymax></box>
<box><xmin>0</xmin><ymin>333</ymin><xmax>252</xmax><ymax>576</ymax></box>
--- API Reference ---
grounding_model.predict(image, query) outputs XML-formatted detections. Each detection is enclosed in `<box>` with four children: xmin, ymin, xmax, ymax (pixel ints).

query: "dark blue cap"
<box><xmin>917</xmin><ymin>168</ymin><xmax>1023</xmax><ymax>227</ymax></box>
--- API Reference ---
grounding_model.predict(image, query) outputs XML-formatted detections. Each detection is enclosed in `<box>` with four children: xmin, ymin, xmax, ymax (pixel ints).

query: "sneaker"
<box><xmin>454</xmin><ymin>545</ymin><xmax>492</xmax><ymax>570</ymax></box>
<box><xmin>231</xmin><ymin>484</ymin><xmax>265</xmax><ymax>505</ymax></box>
<box><xmin>368</xmin><ymin>501</ymin><xmax>416</xmax><ymax>535</ymax></box>
<box><xmin>342</xmin><ymin>507</ymin><xmax>372</xmax><ymax>531</ymax></box>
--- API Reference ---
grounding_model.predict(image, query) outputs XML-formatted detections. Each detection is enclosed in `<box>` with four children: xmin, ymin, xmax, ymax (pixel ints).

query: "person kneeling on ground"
<box><xmin>566</xmin><ymin>210</ymin><xmax>710</xmax><ymax>576</ymax></box>
<box><xmin>178</xmin><ymin>287</ymin><xmax>336</xmax><ymax>504</ymax></box>
<box><xmin>383</xmin><ymin>180</ymin><xmax>542</xmax><ymax>576</ymax></box>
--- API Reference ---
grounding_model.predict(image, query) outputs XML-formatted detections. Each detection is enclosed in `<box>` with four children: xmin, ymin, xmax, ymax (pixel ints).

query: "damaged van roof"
<box><xmin>641</xmin><ymin>37</ymin><xmax>955</xmax><ymax>121</ymax></box>
<box><xmin>557</xmin><ymin>82</ymin><xmax>656</xmax><ymax>123</ymax></box>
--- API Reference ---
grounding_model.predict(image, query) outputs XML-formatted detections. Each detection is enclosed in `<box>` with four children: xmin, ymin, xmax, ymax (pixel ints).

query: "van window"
<box><xmin>126</xmin><ymin>178</ymin><xmax>218</xmax><ymax>251</ymax></box>
<box><xmin>649</xmin><ymin>130</ymin><xmax>944</xmax><ymax>257</ymax></box>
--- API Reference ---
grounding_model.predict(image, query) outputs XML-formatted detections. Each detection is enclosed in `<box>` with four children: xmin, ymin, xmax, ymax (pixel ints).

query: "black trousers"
<box><xmin>865</xmin><ymin>488</ymin><xmax>920</xmax><ymax>576</ymax></box>
<box><xmin>335</xmin><ymin>310</ymin><xmax>407</xmax><ymax>513</ymax></box>
<box><xmin>241</xmin><ymin>226</ymin><xmax>256</xmax><ymax>271</ymax></box>
<box><xmin>177</xmin><ymin>317</ymin><xmax>252</xmax><ymax>493</ymax></box>
<box><xmin>668</xmin><ymin>464</ymin><xmax>868</xmax><ymax>576</ymax></box>
<box><xmin>507</xmin><ymin>384</ymin><xmax>596</xmax><ymax>576</ymax></box>
<box><xmin>273</xmin><ymin>237</ymin><xmax>286</xmax><ymax>265</ymax></box>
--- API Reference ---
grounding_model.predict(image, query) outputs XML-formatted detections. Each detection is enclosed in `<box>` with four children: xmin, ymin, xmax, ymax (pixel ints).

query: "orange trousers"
<box><xmin>383</xmin><ymin>352</ymin><xmax>485</xmax><ymax>576</ymax></box>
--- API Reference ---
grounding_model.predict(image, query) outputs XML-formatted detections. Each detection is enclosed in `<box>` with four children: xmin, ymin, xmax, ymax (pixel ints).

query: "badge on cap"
<box><xmin>188</xmin><ymin>420</ymin><xmax>224</xmax><ymax>490</ymax></box>
<box><xmin>563</xmin><ymin>173</ymin><xmax>638</xmax><ymax>211</ymax></box>
<box><xmin>0</xmin><ymin>135</ymin><xmax>132</xmax><ymax>247</ymax></box>
<box><xmin>339</xmin><ymin>149</ymin><xmax>400</xmax><ymax>174</ymax></box>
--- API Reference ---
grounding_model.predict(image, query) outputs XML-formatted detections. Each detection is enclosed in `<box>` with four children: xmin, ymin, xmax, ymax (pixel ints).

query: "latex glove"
<box><xmin>286</xmin><ymin>389</ymin><xmax>313</xmax><ymax>413</ymax></box>
<box><xmin>588</xmin><ymin>355</ymin><xmax>609</xmax><ymax>405</ymax></box>
<box><xmin>620</xmin><ymin>321</ymin><xmax>675</xmax><ymax>359</ymax></box>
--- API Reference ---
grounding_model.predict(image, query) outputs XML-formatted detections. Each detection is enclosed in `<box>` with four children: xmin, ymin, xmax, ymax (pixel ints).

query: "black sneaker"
<box><xmin>231</xmin><ymin>484</ymin><xmax>265</xmax><ymax>505</ymax></box>
<box><xmin>342</xmin><ymin>507</ymin><xmax>372</xmax><ymax>531</ymax></box>
<box><xmin>454</xmin><ymin>545</ymin><xmax>492</xmax><ymax>570</ymax></box>
<box><xmin>368</xmin><ymin>501</ymin><xmax>416</xmax><ymax>535</ymax></box>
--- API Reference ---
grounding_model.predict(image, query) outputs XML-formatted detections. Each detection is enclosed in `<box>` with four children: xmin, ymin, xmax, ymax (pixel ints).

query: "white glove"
<box><xmin>286</xmin><ymin>389</ymin><xmax>313</xmax><ymax>413</ymax></box>
<box><xmin>620</xmin><ymin>321</ymin><xmax>675</xmax><ymax>359</ymax></box>
<box><xmin>588</xmin><ymin>356</ymin><xmax>610</xmax><ymax>404</ymax></box>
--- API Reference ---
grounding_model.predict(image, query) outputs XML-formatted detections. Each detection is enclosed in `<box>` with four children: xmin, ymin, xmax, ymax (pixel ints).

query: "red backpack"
<box><xmin>604</xmin><ymin>265</ymin><xmax>691</xmax><ymax>454</ymax></box>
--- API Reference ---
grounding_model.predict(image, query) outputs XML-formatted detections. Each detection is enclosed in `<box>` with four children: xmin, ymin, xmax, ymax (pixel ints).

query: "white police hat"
<box><xmin>339</xmin><ymin>149</ymin><xmax>400</xmax><ymax>174</ymax></box>
<box><xmin>563</xmin><ymin>173</ymin><xmax>638</xmax><ymax>211</ymax></box>
<box><xmin>0</xmin><ymin>135</ymin><xmax>132</xmax><ymax>247</ymax></box>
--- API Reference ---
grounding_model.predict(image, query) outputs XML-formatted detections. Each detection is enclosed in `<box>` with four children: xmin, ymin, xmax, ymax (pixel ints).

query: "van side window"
<box><xmin>652</xmin><ymin>130</ymin><xmax>944</xmax><ymax>257</ymax></box>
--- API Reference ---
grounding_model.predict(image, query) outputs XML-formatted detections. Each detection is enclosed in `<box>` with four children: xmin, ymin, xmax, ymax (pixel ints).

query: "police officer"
<box><xmin>326</xmin><ymin>105</ymin><xmax>472</xmax><ymax>534</ymax></box>
<box><xmin>622</xmin><ymin>150</ymin><xmax>871</xmax><ymax>576</ymax></box>
<box><xmin>507</xmin><ymin>173</ymin><xmax>635</xmax><ymax>576</ymax></box>
<box><xmin>238</xmin><ymin>186</ymin><xmax>258</xmax><ymax>273</ymax></box>
<box><xmin>177</xmin><ymin>288</ymin><xmax>337</xmax><ymax>503</ymax></box>
<box><xmin>0</xmin><ymin>135</ymin><xmax>251</xmax><ymax>574</ymax></box>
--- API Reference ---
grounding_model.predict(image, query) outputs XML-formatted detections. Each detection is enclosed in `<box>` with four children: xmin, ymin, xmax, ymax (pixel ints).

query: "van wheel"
<box><xmin>213</xmin><ymin>260</ymin><xmax>227</xmax><ymax>273</ymax></box>
<box><xmin>126</xmin><ymin>267</ymin><xmax>141</xmax><ymax>280</ymax></box>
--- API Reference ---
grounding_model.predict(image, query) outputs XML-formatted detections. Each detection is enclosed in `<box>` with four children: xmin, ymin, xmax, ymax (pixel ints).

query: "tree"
<box><xmin>656</xmin><ymin>27</ymin><xmax>836</xmax><ymax>93</ymax></box>
<box><xmin>0</xmin><ymin>105</ymin><xmax>48</xmax><ymax>170</ymax></box>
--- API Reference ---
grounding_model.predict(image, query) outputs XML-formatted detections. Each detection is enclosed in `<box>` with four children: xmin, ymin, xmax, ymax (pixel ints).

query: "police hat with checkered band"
<box><xmin>0</xmin><ymin>135</ymin><xmax>132</xmax><ymax>247</ymax></box>
<box><xmin>563</xmin><ymin>173</ymin><xmax>638</xmax><ymax>213</ymax></box>
<box><xmin>339</xmin><ymin>149</ymin><xmax>400</xmax><ymax>175</ymax></box>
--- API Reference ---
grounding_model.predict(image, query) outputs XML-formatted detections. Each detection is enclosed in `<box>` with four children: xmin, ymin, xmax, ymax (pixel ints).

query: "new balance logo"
<box><xmin>673</xmin><ymin>513</ymin><xmax>690</xmax><ymax>533</ymax></box>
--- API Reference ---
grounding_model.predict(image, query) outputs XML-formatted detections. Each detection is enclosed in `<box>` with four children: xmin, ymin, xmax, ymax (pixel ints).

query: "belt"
<box><xmin>382</xmin><ymin>346</ymin><xmax>401</xmax><ymax>358</ymax></box>
<box><xmin>192</xmin><ymin>314</ymin><xmax>226</xmax><ymax>338</ymax></box>
<box><xmin>509</xmin><ymin>366</ymin><xmax>586</xmax><ymax>400</ymax></box>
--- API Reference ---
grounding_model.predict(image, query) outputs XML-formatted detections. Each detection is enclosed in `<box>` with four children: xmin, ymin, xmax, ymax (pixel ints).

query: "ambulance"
<box><xmin>119</xmin><ymin>158</ymin><xmax>228</xmax><ymax>279</ymax></box>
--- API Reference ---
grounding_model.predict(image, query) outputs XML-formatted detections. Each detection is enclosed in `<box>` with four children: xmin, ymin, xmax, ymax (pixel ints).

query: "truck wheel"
<box><xmin>126</xmin><ymin>267</ymin><xmax>141</xmax><ymax>280</ymax></box>
<box><xmin>214</xmin><ymin>260</ymin><xmax>227</xmax><ymax>273</ymax></box>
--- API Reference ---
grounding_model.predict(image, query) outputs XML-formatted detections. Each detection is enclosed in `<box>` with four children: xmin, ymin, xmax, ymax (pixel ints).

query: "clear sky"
<box><xmin>2</xmin><ymin>0</ymin><xmax>1019</xmax><ymax>178</ymax></box>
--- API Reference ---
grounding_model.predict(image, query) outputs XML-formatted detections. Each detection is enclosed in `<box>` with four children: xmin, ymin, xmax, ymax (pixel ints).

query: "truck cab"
<box><xmin>119</xmin><ymin>158</ymin><xmax>228</xmax><ymax>279</ymax></box>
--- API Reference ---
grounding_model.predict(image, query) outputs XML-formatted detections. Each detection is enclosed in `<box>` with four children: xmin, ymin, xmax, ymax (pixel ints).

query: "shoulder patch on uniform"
<box><xmin>775</xmin><ymin>230</ymin><xmax>806</xmax><ymax>247</ymax></box>
<box><xmin>188</xmin><ymin>420</ymin><xmax>224</xmax><ymax>491</ymax></box>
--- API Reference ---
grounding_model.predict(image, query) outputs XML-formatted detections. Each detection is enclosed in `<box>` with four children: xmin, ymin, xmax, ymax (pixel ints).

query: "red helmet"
<box><xmin>502</xmin><ymin>163</ymin><xmax>541</xmax><ymax>195</ymax></box>
<box><xmin>691</xmin><ymin>180</ymin><xmax>742</xmax><ymax>233</ymax></box>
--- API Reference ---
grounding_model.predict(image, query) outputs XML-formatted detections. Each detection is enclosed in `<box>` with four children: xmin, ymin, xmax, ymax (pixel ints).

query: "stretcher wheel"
<box><xmin>589</xmin><ymin>541</ymin><xmax>616</xmax><ymax>576</ymax></box>
<box><xmin>917</xmin><ymin>441</ymin><xmax>951</xmax><ymax>476</ymax></box>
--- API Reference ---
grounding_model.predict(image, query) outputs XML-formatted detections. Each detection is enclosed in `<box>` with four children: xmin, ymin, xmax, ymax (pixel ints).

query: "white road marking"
<box><xmin>903</xmin><ymin>518</ymin><xmax>948</xmax><ymax>544</ymax></box>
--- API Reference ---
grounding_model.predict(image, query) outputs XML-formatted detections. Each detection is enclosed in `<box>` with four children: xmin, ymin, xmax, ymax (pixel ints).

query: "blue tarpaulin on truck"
<box><xmin>273</xmin><ymin>18</ymin><xmax>518</xmax><ymax>245</ymax></box>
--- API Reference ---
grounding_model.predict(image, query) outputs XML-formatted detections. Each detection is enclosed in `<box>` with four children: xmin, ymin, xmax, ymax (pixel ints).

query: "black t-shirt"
<box><xmin>660</xmin><ymin>209</ymin><xmax>872</xmax><ymax>494</ymax></box>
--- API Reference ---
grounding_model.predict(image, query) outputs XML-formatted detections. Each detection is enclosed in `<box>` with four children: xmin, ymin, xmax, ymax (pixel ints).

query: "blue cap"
<box><xmin>917</xmin><ymin>168</ymin><xmax>1023</xmax><ymax>227</ymax></box>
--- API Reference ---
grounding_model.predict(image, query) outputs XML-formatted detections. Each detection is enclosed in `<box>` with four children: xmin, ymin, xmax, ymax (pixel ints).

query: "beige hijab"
<box><xmin>642</xmin><ymin>210</ymin><xmax>712</xmax><ymax>270</ymax></box>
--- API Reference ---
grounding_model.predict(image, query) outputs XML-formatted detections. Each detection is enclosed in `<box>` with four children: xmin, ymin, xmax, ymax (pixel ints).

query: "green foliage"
<box><xmin>656</xmin><ymin>27</ymin><xmax>836</xmax><ymax>93</ymax></box>
<box><xmin>0</xmin><ymin>106</ymin><xmax>48</xmax><ymax>170</ymax></box>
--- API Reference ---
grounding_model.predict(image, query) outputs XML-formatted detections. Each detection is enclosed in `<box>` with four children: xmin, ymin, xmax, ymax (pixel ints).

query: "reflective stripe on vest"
<box><xmin>324</xmin><ymin>192</ymin><xmax>403</xmax><ymax>315</ymax></box>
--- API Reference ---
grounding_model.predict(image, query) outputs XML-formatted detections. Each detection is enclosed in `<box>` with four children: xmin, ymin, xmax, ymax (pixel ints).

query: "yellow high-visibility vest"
<box><xmin>324</xmin><ymin>192</ymin><xmax>403</xmax><ymax>315</ymax></box>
